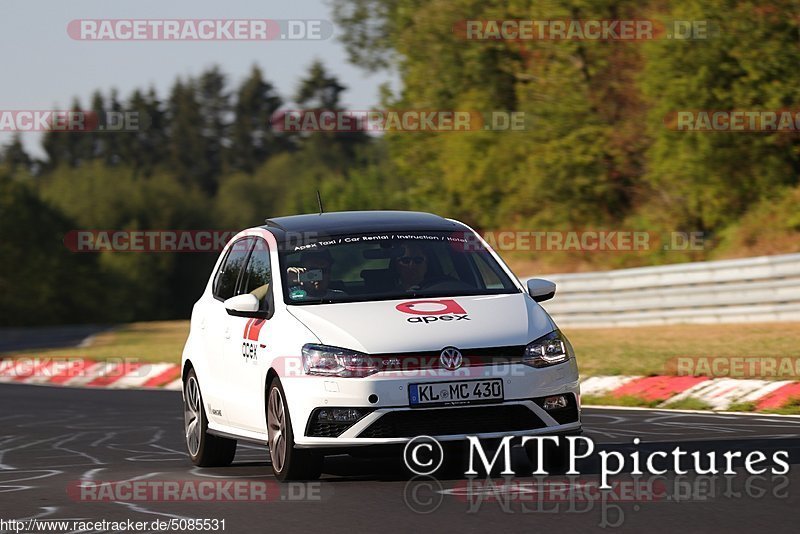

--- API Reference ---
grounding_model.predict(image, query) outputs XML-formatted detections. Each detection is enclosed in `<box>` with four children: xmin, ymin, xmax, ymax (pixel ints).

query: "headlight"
<box><xmin>523</xmin><ymin>330</ymin><xmax>573</xmax><ymax>368</ymax></box>
<box><xmin>302</xmin><ymin>344</ymin><xmax>382</xmax><ymax>378</ymax></box>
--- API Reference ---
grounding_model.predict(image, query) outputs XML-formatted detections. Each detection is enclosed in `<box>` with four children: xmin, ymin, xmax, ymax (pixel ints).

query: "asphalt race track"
<box><xmin>1</xmin><ymin>383</ymin><xmax>799</xmax><ymax>533</ymax></box>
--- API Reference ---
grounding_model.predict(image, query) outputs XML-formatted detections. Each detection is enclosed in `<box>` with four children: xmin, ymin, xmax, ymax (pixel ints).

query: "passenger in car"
<box><xmin>286</xmin><ymin>249</ymin><xmax>346</xmax><ymax>300</ymax></box>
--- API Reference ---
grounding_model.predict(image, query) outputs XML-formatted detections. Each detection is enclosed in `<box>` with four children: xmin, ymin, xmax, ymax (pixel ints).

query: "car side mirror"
<box><xmin>224</xmin><ymin>294</ymin><xmax>267</xmax><ymax>318</ymax></box>
<box><xmin>526</xmin><ymin>278</ymin><xmax>556</xmax><ymax>302</ymax></box>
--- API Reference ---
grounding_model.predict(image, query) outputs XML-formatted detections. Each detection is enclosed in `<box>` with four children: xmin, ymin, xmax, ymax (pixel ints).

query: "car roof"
<box><xmin>261</xmin><ymin>210</ymin><xmax>469</xmax><ymax>241</ymax></box>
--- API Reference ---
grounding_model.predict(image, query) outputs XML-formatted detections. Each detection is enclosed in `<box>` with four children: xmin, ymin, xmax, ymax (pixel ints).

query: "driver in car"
<box><xmin>286</xmin><ymin>249</ymin><xmax>345</xmax><ymax>300</ymax></box>
<box><xmin>392</xmin><ymin>243</ymin><xmax>431</xmax><ymax>291</ymax></box>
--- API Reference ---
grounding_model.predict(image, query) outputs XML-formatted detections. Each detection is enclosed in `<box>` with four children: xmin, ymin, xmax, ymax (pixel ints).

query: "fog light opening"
<box><xmin>543</xmin><ymin>395</ymin><xmax>568</xmax><ymax>410</ymax></box>
<box><xmin>317</xmin><ymin>408</ymin><xmax>364</xmax><ymax>423</ymax></box>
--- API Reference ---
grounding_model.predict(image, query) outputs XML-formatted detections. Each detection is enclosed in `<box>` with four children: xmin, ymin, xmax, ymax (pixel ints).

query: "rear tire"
<box><xmin>267</xmin><ymin>377</ymin><xmax>322</xmax><ymax>482</ymax></box>
<box><xmin>183</xmin><ymin>369</ymin><xmax>237</xmax><ymax>467</ymax></box>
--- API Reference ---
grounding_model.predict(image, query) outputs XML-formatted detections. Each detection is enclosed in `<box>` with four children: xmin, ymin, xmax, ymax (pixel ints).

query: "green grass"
<box><xmin>661</xmin><ymin>397</ymin><xmax>714</xmax><ymax>411</ymax></box>
<box><xmin>760</xmin><ymin>397</ymin><xmax>800</xmax><ymax>416</ymax></box>
<box><xmin>565</xmin><ymin>322</ymin><xmax>800</xmax><ymax>380</ymax></box>
<box><xmin>727</xmin><ymin>401</ymin><xmax>757</xmax><ymax>412</ymax></box>
<box><xmin>581</xmin><ymin>394</ymin><xmax>660</xmax><ymax>408</ymax></box>
<box><xmin>4</xmin><ymin>320</ymin><xmax>800</xmax><ymax>413</ymax></box>
<box><xmin>3</xmin><ymin>321</ymin><xmax>188</xmax><ymax>364</ymax></box>
<box><xmin>582</xmin><ymin>394</ymin><xmax>715</xmax><ymax>411</ymax></box>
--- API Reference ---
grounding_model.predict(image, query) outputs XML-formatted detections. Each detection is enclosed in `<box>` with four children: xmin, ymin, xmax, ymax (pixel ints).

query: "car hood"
<box><xmin>286</xmin><ymin>293</ymin><xmax>556</xmax><ymax>353</ymax></box>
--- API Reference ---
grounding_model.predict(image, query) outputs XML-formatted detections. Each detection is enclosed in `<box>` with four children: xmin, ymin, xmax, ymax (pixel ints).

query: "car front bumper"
<box><xmin>281</xmin><ymin>359</ymin><xmax>581</xmax><ymax>448</ymax></box>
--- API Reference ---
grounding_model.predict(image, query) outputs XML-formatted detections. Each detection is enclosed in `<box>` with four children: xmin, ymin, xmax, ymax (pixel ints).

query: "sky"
<box><xmin>0</xmin><ymin>0</ymin><xmax>397</xmax><ymax>158</ymax></box>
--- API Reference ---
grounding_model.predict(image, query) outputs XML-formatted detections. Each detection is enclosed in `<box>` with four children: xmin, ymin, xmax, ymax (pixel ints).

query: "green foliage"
<box><xmin>332</xmin><ymin>0</ymin><xmax>799</xmax><ymax>250</ymax></box>
<box><xmin>5</xmin><ymin>1</ymin><xmax>800</xmax><ymax>325</ymax></box>
<box><xmin>229</xmin><ymin>66</ymin><xmax>284</xmax><ymax>173</ymax></box>
<box><xmin>0</xmin><ymin>172</ymin><xmax>111</xmax><ymax>325</ymax></box>
<box><xmin>1</xmin><ymin>61</ymin><xmax>381</xmax><ymax>325</ymax></box>
<box><xmin>641</xmin><ymin>0</ymin><xmax>800</xmax><ymax>230</ymax></box>
<box><xmin>37</xmin><ymin>162</ymin><xmax>213</xmax><ymax>321</ymax></box>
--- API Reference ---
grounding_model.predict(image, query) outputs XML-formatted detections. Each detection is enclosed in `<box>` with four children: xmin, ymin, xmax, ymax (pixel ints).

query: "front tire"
<box><xmin>184</xmin><ymin>369</ymin><xmax>237</xmax><ymax>467</ymax></box>
<box><xmin>267</xmin><ymin>377</ymin><xmax>322</xmax><ymax>481</ymax></box>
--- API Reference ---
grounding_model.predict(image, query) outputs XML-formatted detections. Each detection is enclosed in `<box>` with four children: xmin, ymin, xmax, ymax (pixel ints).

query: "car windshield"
<box><xmin>278</xmin><ymin>231</ymin><xmax>520</xmax><ymax>304</ymax></box>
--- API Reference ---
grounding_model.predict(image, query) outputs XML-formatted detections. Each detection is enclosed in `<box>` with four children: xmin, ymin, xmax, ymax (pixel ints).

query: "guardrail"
<box><xmin>525</xmin><ymin>253</ymin><xmax>800</xmax><ymax>327</ymax></box>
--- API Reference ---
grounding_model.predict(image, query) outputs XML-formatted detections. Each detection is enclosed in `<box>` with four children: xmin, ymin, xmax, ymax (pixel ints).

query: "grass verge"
<box><xmin>3</xmin><ymin>321</ymin><xmax>189</xmax><ymax>364</ymax></box>
<box><xmin>581</xmin><ymin>394</ymin><xmax>660</xmax><ymax>408</ymax></box>
<box><xmin>760</xmin><ymin>398</ymin><xmax>800</xmax><ymax>416</ymax></box>
<box><xmin>3</xmin><ymin>320</ymin><xmax>800</xmax><ymax>414</ymax></box>
<box><xmin>660</xmin><ymin>397</ymin><xmax>714</xmax><ymax>411</ymax></box>
<box><xmin>564</xmin><ymin>322</ymin><xmax>800</xmax><ymax>380</ymax></box>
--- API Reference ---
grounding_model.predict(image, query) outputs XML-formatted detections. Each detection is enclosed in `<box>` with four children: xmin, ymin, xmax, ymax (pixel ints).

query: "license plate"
<box><xmin>409</xmin><ymin>379</ymin><xmax>504</xmax><ymax>407</ymax></box>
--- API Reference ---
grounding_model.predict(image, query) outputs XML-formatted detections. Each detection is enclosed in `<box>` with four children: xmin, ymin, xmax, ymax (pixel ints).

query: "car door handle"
<box><xmin>199</xmin><ymin>318</ymin><xmax>206</xmax><ymax>330</ymax></box>
<box><xmin>224</xmin><ymin>327</ymin><xmax>231</xmax><ymax>339</ymax></box>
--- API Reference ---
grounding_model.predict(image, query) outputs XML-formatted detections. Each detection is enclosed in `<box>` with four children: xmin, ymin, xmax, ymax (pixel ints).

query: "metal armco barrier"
<box><xmin>526</xmin><ymin>253</ymin><xmax>800</xmax><ymax>327</ymax></box>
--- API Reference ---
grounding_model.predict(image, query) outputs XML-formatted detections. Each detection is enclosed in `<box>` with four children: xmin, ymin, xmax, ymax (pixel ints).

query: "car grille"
<box><xmin>357</xmin><ymin>404</ymin><xmax>547</xmax><ymax>438</ymax></box>
<box><xmin>369</xmin><ymin>345</ymin><xmax>527</xmax><ymax>372</ymax></box>
<box><xmin>307</xmin><ymin>421</ymin><xmax>353</xmax><ymax>438</ymax></box>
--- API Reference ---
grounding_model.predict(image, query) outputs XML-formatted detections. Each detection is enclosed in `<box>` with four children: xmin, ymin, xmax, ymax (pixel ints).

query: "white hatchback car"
<box><xmin>182</xmin><ymin>211</ymin><xmax>580</xmax><ymax>480</ymax></box>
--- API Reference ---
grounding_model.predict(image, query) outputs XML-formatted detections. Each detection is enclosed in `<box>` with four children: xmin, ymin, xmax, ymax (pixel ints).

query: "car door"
<box><xmin>203</xmin><ymin>236</ymin><xmax>254</xmax><ymax>426</ymax></box>
<box><xmin>223</xmin><ymin>236</ymin><xmax>274</xmax><ymax>432</ymax></box>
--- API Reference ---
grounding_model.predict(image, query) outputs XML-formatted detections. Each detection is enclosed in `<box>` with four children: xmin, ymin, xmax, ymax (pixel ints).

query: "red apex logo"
<box><xmin>244</xmin><ymin>318</ymin><xmax>266</xmax><ymax>341</ymax></box>
<box><xmin>395</xmin><ymin>299</ymin><xmax>467</xmax><ymax>316</ymax></box>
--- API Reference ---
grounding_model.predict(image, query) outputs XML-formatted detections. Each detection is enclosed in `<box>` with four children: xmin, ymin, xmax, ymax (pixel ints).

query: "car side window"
<box><xmin>213</xmin><ymin>238</ymin><xmax>253</xmax><ymax>301</ymax></box>
<box><xmin>241</xmin><ymin>239</ymin><xmax>272</xmax><ymax>311</ymax></box>
<box><xmin>472</xmin><ymin>251</ymin><xmax>506</xmax><ymax>289</ymax></box>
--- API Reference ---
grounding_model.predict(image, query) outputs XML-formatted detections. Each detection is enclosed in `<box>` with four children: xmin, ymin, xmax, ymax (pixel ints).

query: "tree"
<box><xmin>229</xmin><ymin>65</ymin><xmax>284</xmax><ymax>173</ymax></box>
<box><xmin>0</xmin><ymin>172</ymin><xmax>110</xmax><ymax>325</ymax></box>
<box><xmin>38</xmin><ymin>161</ymin><xmax>213</xmax><ymax>320</ymax></box>
<box><xmin>640</xmin><ymin>0</ymin><xmax>800</xmax><ymax>232</ymax></box>
<box><xmin>331</xmin><ymin>0</ymin><xmax>400</xmax><ymax>71</ymax></box>
<box><xmin>121</xmin><ymin>88</ymin><xmax>167</xmax><ymax>175</ymax></box>
<box><xmin>293</xmin><ymin>60</ymin><xmax>370</xmax><ymax>170</ymax></box>
<box><xmin>333</xmin><ymin>0</ymin><xmax>647</xmax><ymax>229</ymax></box>
<box><xmin>102</xmin><ymin>89</ymin><xmax>126</xmax><ymax>167</ymax></box>
<box><xmin>2</xmin><ymin>134</ymin><xmax>32</xmax><ymax>174</ymax></box>
<box><xmin>196</xmin><ymin>66</ymin><xmax>231</xmax><ymax>180</ymax></box>
<box><xmin>296</xmin><ymin>60</ymin><xmax>348</xmax><ymax>111</ymax></box>
<box><xmin>42</xmin><ymin>97</ymin><xmax>85</xmax><ymax>168</ymax></box>
<box><xmin>167</xmin><ymin>78</ymin><xmax>215</xmax><ymax>193</ymax></box>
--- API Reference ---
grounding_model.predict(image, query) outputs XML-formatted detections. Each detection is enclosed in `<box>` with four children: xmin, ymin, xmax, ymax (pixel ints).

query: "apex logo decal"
<box><xmin>395</xmin><ymin>299</ymin><xmax>470</xmax><ymax>324</ymax></box>
<box><xmin>242</xmin><ymin>318</ymin><xmax>266</xmax><ymax>361</ymax></box>
<box><xmin>244</xmin><ymin>318</ymin><xmax>266</xmax><ymax>341</ymax></box>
